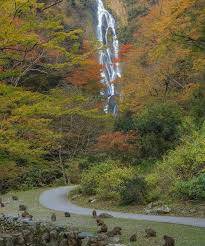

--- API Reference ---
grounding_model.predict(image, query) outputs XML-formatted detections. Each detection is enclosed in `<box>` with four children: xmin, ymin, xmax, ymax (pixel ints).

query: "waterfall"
<box><xmin>96</xmin><ymin>0</ymin><xmax>121</xmax><ymax>114</ymax></box>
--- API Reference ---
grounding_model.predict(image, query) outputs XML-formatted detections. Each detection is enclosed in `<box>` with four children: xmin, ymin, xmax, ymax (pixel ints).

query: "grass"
<box><xmin>1</xmin><ymin>188</ymin><xmax>205</xmax><ymax>246</ymax></box>
<box><xmin>70</xmin><ymin>192</ymin><xmax>205</xmax><ymax>218</ymax></box>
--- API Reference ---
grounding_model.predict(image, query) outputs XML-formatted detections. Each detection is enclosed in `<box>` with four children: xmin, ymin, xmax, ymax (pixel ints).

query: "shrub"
<box><xmin>114</xmin><ymin>111</ymin><xmax>135</xmax><ymax>132</ymax></box>
<box><xmin>134</xmin><ymin>102</ymin><xmax>182</xmax><ymax>158</ymax></box>
<box><xmin>153</xmin><ymin>124</ymin><xmax>205</xmax><ymax>197</ymax></box>
<box><xmin>188</xmin><ymin>85</ymin><xmax>205</xmax><ymax>125</ymax></box>
<box><xmin>119</xmin><ymin>176</ymin><xmax>148</xmax><ymax>205</ymax></box>
<box><xmin>81</xmin><ymin>160</ymin><xmax>135</xmax><ymax>201</ymax></box>
<box><xmin>96</xmin><ymin>166</ymin><xmax>134</xmax><ymax>200</ymax></box>
<box><xmin>174</xmin><ymin>174</ymin><xmax>205</xmax><ymax>201</ymax></box>
<box><xmin>21</xmin><ymin>167</ymin><xmax>62</xmax><ymax>188</ymax></box>
<box><xmin>66</xmin><ymin>161</ymin><xmax>81</xmax><ymax>184</ymax></box>
<box><xmin>81</xmin><ymin>161</ymin><xmax>114</xmax><ymax>195</ymax></box>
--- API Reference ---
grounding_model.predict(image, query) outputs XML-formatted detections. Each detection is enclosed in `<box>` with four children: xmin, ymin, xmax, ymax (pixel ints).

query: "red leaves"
<box><xmin>95</xmin><ymin>131</ymin><xmax>138</xmax><ymax>155</ymax></box>
<box><xmin>120</xmin><ymin>44</ymin><xmax>134</xmax><ymax>56</ymax></box>
<box><xmin>68</xmin><ymin>58</ymin><xmax>101</xmax><ymax>86</ymax></box>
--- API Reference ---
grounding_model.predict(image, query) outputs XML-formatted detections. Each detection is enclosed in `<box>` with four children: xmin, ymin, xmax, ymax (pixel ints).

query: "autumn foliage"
<box><xmin>94</xmin><ymin>131</ymin><xmax>138</xmax><ymax>158</ymax></box>
<box><xmin>120</xmin><ymin>0</ymin><xmax>205</xmax><ymax>112</ymax></box>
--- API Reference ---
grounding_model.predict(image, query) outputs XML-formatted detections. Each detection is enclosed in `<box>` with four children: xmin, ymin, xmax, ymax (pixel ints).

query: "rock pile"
<box><xmin>0</xmin><ymin>214</ymin><xmax>124</xmax><ymax>246</ymax></box>
<box><xmin>144</xmin><ymin>201</ymin><xmax>171</xmax><ymax>215</ymax></box>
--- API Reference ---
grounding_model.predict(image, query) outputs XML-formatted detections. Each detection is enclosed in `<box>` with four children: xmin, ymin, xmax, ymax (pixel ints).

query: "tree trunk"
<box><xmin>58</xmin><ymin>147</ymin><xmax>69</xmax><ymax>185</ymax></box>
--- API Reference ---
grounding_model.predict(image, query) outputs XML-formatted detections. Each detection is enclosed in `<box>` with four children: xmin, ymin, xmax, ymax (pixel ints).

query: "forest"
<box><xmin>0</xmin><ymin>0</ymin><xmax>205</xmax><ymax>245</ymax></box>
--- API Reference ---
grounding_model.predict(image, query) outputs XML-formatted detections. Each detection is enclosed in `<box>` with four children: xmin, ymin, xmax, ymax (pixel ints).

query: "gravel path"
<box><xmin>39</xmin><ymin>186</ymin><xmax>205</xmax><ymax>228</ymax></box>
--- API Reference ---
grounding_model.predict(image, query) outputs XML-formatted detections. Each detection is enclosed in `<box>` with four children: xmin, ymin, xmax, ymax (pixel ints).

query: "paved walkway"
<box><xmin>39</xmin><ymin>186</ymin><xmax>205</xmax><ymax>228</ymax></box>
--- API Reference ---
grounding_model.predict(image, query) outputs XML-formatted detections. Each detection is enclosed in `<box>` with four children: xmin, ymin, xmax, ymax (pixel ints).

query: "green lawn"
<box><xmin>70</xmin><ymin>191</ymin><xmax>205</xmax><ymax>218</ymax></box>
<box><xmin>1</xmin><ymin>189</ymin><xmax>205</xmax><ymax>246</ymax></box>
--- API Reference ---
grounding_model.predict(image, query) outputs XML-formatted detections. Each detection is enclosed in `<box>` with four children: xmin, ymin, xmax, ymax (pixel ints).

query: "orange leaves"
<box><xmin>13</xmin><ymin>17</ymin><xmax>24</xmax><ymax>28</ymax></box>
<box><xmin>119</xmin><ymin>0</ymin><xmax>205</xmax><ymax>113</ymax></box>
<box><xmin>68</xmin><ymin>57</ymin><xmax>101</xmax><ymax>87</ymax></box>
<box><xmin>120</xmin><ymin>44</ymin><xmax>134</xmax><ymax>56</ymax></box>
<box><xmin>95</xmin><ymin>131</ymin><xmax>138</xmax><ymax>155</ymax></box>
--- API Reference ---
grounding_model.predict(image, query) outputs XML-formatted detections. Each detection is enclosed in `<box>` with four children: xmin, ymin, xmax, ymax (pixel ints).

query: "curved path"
<box><xmin>39</xmin><ymin>186</ymin><xmax>205</xmax><ymax>228</ymax></box>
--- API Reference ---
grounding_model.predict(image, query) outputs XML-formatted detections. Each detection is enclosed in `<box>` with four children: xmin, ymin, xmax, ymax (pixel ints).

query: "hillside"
<box><xmin>0</xmin><ymin>0</ymin><xmax>205</xmax><ymax>245</ymax></box>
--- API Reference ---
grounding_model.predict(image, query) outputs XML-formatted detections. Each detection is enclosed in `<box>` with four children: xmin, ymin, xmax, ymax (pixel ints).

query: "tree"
<box><xmin>0</xmin><ymin>0</ymin><xmax>83</xmax><ymax>88</ymax></box>
<box><xmin>94</xmin><ymin>131</ymin><xmax>139</xmax><ymax>161</ymax></box>
<box><xmin>134</xmin><ymin>102</ymin><xmax>182</xmax><ymax>158</ymax></box>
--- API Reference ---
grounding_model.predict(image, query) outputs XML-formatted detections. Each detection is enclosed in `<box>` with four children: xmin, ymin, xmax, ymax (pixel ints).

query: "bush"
<box><xmin>0</xmin><ymin>164</ymin><xmax>63</xmax><ymax>193</ymax></box>
<box><xmin>21</xmin><ymin>167</ymin><xmax>62</xmax><ymax>188</ymax></box>
<box><xmin>153</xmin><ymin>124</ymin><xmax>205</xmax><ymax>198</ymax></box>
<box><xmin>134</xmin><ymin>102</ymin><xmax>182</xmax><ymax>158</ymax></box>
<box><xmin>119</xmin><ymin>176</ymin><xmax>148</xmax><ymax>205</ymax></box>
<box><xmin>114</xmin><ymin>111</ymin><xmax>135</xmax><ymax>132</ymax></box>
<box><xmin>188</xmin><ymin>85</ymin><xmax>205</xmax><ymax>125</ymax></box>
<box><xmin>81</xmin><ymin>160</ymin><xmax>135</xmax><ymax>201</ymax></box>
<box><xmin>81</xmin><ymin>161</ymin><xmax>114</xmax><ymax>195</ymax></box>
<box><xmin>66</xmin><ymin>161</ymin><xmax>81</xmax><ymax>184</ymax></box>
<box><xmin>174</xmin><ymin>174</ymin><xmax>205</xmax><ymax>201</ymax></box>
<box><xmin>96</xmin><ymin>166</ymin><xmax>134</xmax><ymax>200</ymax></box>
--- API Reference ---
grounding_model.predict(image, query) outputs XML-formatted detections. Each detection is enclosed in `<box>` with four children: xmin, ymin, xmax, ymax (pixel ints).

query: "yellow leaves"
<box><xmin>193</xmin><ymin>57</ymin><xmax>205</xmax><ymax>72</ymax></box>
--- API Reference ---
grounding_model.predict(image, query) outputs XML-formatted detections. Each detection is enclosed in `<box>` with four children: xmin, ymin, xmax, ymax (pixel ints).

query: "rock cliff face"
<box><xmin>104</xmin><ymin>0</ymin><xmax>128</xmax><ymax>26</ymax></box>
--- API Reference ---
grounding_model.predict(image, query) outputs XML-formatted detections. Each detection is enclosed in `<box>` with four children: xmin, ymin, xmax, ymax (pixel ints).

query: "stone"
<box><xmin>2</xmin><ymin>235</ymin><xmax>14</xmax><ymax>246</ymax></box>
<box><xmin>78</xmin><ymin>232</ymin><xmax>95</xmax><ymax>239</ymax></box>
<box><xmin>59</xmin><ymin>239</ymin><xmax>68</xmax><ymax>246</ymax></box>
<box><xmin>0</xmin><ymin>202</ymin><xmax>5</xmax><ymax>208</ymax></box>
<box><xmin>71</xmin><ymin>194</ymin><xmax>80</xmax><ymax>200</ymax></box>
<box><xmin>22</xmin><ymin>230</ymin><xmax>33</xmax><ymax>244</ymax></box>
<box><xmin>163</xmin><ymin>235</ymin><xmax>175</xmax><ymax>246</ymax></box>
<box><xmin>108</xmin><ymin>244</ymin><xmax>126</xmax><ymax>246</ymax></box>
<box><xmin>50</xmin><ymin>230</ymin><xmax>58</xmax><ymax>246</ymax></box>
<box><xmin>145</xmin><ymin>228</ymin><xmax>157</xmax><ymax>238</ymax></box>
<box><xmin>13</xmin><ymin>233</ymin><xmax>25</xmax><ymax>245</ymax></box>
<box><xmin>88</xmin><ymin>198</ymin><xmax>96</xmax><ymax>204</ymax></box>
<box><xmin>98</xmin><ymin>213</ymin><xmax>113</xmax><ymax>218</ymax></box>
<box><xmin>109</xmin><ymin>236</ymin><xmax>120</xmax><ymax>244</ymax></box>
<box><xmin>0</xmin><ymin>238</ymin><xmax>4</xmax><ymax>246</ymax></box>
<box><xmin>12</xmin><ymin>196</ymin><xmax>18</xmax><ymax>201</ymax></box>
<box><xmin>145</xmin><ymin>205</ymin><xmax>171</xmax><ymax>215</ymax></box>
<box><xmin>19</xmin><ymin>204</ymin><xmax>27</xmax><ymax>211</ymax></box>
<box><xmin>41</xmin><ymin>232</ymin><xmax>50</xmax><ymax>244</ymax></box>
<box><xmin>51</xmin><ymin>213</ymin><xmax>56</xmax><ymax>222</ymax></box>
<box><xmin>130</xmin><ymin>234</ymin><xmax>137</xmax><ymax>242</ymax></box>
<box><xmin>65</xmin><ymin>212</ymin><xmax>71</xmax><ymax>218</ymax></box>
<box><xmin>107</xmin><ymin>226</ymin><xmax>122</xmax><ymax>237</ymax></box>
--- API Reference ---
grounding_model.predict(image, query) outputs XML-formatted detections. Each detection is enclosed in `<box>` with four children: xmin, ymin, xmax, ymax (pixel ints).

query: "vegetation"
<box><xmin>2</xmin><ymin>189</ymin><xmax>205</xmax><ymax>246</ymax></box>
<box><xmin>0</xmin><ymin>0</ymin><xmax>204</xmax><ymax>218</ymax></box>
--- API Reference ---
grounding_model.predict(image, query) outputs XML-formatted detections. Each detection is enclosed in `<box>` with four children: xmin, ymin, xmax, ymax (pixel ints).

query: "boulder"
<box><xmin>64</xmin><ymin>212</ymin><xmax>71</xmax><ymax>218</ymax></box>
<box><xmin>145</xmin><ymin>228</ymin><xmax>156</xmax><ymax>238</ymax></box>
<box><xmin>130</xmin><ymin>234</ymin><xmax>137</xmax><ymax>242</ymax></box>
<box><xmin>145</xmin><ymin>205</ymin><xmax>171</xmax><ymax>215</ymax></box>
<box><xmin>78</xmin><ymin>232</ymin><xmax>95</xmax><ymax>239</ymax></box>
<box><xmin>0</xmin><ymin>238</ymin><xmax>4</xmax><ymax>246</ymax></box>
<box><xmin>19</xmin><ymin>204</ymin><xmax>27</xmax><ymax>211</ymax></box>
<box><xmin>12</xmin><ymin>196</ymin><xmax>18</xmax><ymax>201</ymax></box>
<box><xmin>88</xmin><ymin>198</ymin><xmax>96</xmax><ymax>204</ymax></box>
<box><xmin>98</xmin><ymin>213</ymin><xmax>113</xmax><ymax>218</ymax></box>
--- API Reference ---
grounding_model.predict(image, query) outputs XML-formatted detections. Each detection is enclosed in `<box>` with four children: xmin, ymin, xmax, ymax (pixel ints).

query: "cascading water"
<box><xmin>96</xmin><ymin>0</ymin><xmax>121</xmax><ymax>114</ymax></box>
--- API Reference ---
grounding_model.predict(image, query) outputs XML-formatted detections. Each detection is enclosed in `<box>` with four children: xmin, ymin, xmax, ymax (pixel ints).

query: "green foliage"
<box><xmin>134</xmin><ymin>102</ymin><xmax>183</xmax><ymax>158</ymax></box>
<box><xmin>128</xmin><ymin>6</ymin><xmax>148</xmax><ymax>21</ymax></box>
<box><xmin>120</xmin><ymin>176</ymin><xmax>148</xmax><ymax>205</ymax></box>
<box><xmin>0</xmin><ymin>0</ymin><xmax>83</xmax><ymax>89</ymax></box>
<box><xmin>154</xmin><ymin>124</ymin><xmax>205</xmax><ymax>198</ymax></box>
<box><xmin>81</xmin><ymin>161</ymin><xmax>114</xmax><ymax>196</ymax></box>
<box><xmin>174</xmin><ymin>174</ymin><xmax>205</xmax><ymax>201</ymax></box>
<box><xmin>188</xmin><ymin>85</ymin><xmax>205</xmax><ymax>125</ymax></box>
<box><xmin>0</xmin><ymin>82</ymin><xmax>109</xmax><ymax>191</ymax></box>
<box><xmin>20</xmin><ymin>167</ymin><xmax>63</xmax><ymax>189</ymax></box>
<box><xmin>81</xmin><ymin>160</ymin><xmax>134</xmax><ymax>201</ymax></box>
<box><xmin>114</xmin><ymin>111</ymin><xmax>135</xmax><ymax>132</ymax></box>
